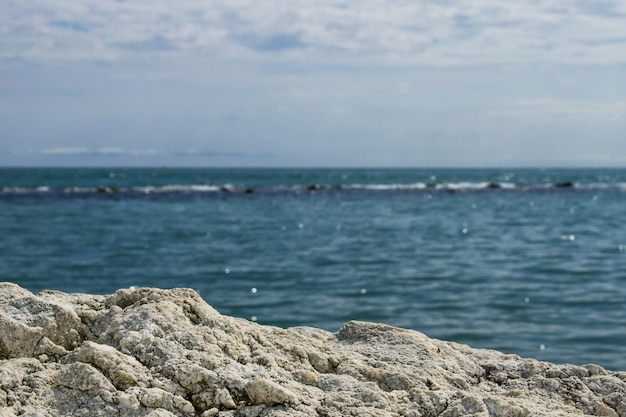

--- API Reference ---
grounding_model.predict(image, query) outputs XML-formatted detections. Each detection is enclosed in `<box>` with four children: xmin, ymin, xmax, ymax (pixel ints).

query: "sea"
<box><xmin>1</xmin><ymin>167</ymin><xmax>625</xmax><ymax>371</ymax></box>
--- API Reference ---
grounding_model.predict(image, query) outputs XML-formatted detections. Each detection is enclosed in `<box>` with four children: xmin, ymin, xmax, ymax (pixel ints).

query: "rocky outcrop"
<box><xmin>0</xmin><ymin>282</ymin><xmax>624</xmax><ymax>417</ymax></box>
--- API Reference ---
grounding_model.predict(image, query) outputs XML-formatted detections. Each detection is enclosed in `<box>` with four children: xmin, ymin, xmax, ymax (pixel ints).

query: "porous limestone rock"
<box><xmin>1</xmin><ymin>282</ymin><xmax>625</xmax><ymax>416</ymax></box>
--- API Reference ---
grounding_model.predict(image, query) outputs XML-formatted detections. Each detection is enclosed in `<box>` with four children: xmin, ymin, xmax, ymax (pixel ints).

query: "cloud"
<box><xmin>48</xmin><ymin>21</ymin><xmax>90</xmax><ymax>32</ymax></box>
<box><xmin>115</xmin><ymin>36</ymin><xmax>179</xmax><ymax>52</ymax></box>
<box><xmin>40</xmin><ymin>147</ymin><xmax>160</xmax><ymax>156</ymax></box>
<box><xmin>41</xmin><ymin>147</ymin><xmax>90</xmax><ymax>155</ymax></box>
<box><xmin>174</xmin><ymin>149</ymin><xmax>275</xmax><ymax>158</ymax></box>
<box><xmin>232</xmin><ymin>32</ymin><xmax>306</xmax><ymax>52</ymax></box>
<box><xmin>2</xmin><ymin>1</ymin><xmax>626</xmax><ymax>66</ymax></box>
<box><xmin>496</xmin><ymin>98</ymin><xmax>626</xmax><ymax>122</ymax></box>
<box><xmin>39</xmin><ymin>147</ymin><xmax>272</xmax><ymax>158</ymax></box>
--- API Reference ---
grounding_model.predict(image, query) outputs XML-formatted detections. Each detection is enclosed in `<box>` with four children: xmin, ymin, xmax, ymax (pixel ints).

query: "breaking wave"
<box><xmin>2</xmin><ymin>181</ymin><xmax>626</xmax><ymax>200</ymax></box>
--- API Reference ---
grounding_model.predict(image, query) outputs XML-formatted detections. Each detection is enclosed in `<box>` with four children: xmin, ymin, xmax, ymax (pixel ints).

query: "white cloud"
<box><xmin>40</xmin><ymin>147</ymin><xmax>161</xmax><ymax>156</ymax></box>
<box><xmin>41</xmin><ymin>147</ymin><xmax>90</xmax><ymax>155</ymax></box>
<box><xmin>2</xmin><ymin>0</ymin><xmax>626</xmax><ymax>66</ymax></box>
<box><xmin>129</xmin><ymin>149</ymin><xmax>159</xmax><ymax>155</ymax></box>
<box><xmin>96</xmin><ymin>147</ymin><xmax>123</xmax><ymax>154</ymax></box>
<box><xmin>36</xmin><ymin>147</ymin><xmax>267</xmax><ymax>159</ymax></box>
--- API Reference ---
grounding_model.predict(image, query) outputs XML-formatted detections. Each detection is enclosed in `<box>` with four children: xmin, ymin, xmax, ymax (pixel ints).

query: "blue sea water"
<box><xmin>1</xmin><ymin>167</ymin><xmax>625</xmax><ymax>370</ymax></box>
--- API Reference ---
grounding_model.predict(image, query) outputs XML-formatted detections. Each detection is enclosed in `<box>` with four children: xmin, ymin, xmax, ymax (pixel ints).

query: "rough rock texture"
<box><xmin>1</xmin><ymin>282</ymin><xmax>625</xmax><ymax>417</ymax></box>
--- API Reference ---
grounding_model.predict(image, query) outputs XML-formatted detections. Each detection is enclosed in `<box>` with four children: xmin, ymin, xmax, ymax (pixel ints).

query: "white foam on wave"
<box><xmin>443</xmin><ymin>182</ymin><xmax>485</xmax><ymax>190</ymax></box>
<box><xmin>341</xmin><ymin>182</ymin><xmax>428</xmax><ymax>191</ymax></box>
<box><xmin>5</xmin><ymin>181</ymin><xmax>626</xmax><ymax>196</ymax></box>
<box><xmin>1</xmin><ymin>187</ymin><xmax>30</xmax><ymax>193</ymax></box>
<box><xmin>345</xmin><ymin>182</ymin><xmax>518</xmax><ymax>191</ymax></box>
<box><xmin>63</xmin><ymin>187</ymin><xmax>97</xmax><ymax>193</ymax></box>
<box><xmin>343</xmin><ymin>183</ymin><xmax>427</xmax><ymax>191</ymax></box>
<box><xmin>1</xmin><ymin>186</ymin><xmax>52</xmax><ymax>193</ymax></box>
<box><xmin>498</xmin><ymin>182</ymin><xmax>516</xmax><ymax>189</ymax></box>
<box><xmin>191</xmin><ymin>184</ymin><xmax>224</xmax><ymax>192</ymax></box>
<box><xmin>133</xmin><ymin>184</ymin><xmax>222</xmax><ymax>194</ymax></box>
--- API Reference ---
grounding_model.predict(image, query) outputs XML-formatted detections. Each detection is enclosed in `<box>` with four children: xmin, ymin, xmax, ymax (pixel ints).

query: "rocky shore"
<box><xmin>0</xmin><ymin>283</ymin><xmax>624</xmax><ymax>417</ymax></box>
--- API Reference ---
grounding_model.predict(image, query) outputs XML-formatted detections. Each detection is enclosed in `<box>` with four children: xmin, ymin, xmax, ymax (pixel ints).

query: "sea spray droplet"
<box><xmin>251</xmin><ymin>288</ymin><xmax>257</xmax><ymax>294</ymax></box>
<box><xmin>360</xmin><ymin>289</ymin><xmax>367</xmax><ymax>294</ymax></box>
<box><xmin>540</xmin><ymin>344</ymin><xmax>546</xmax><ymax>350</ymax></box>
<box><xmin>524</xmin><ymin>297</ymin><xmax>530</xmax><ymax>303</ymax></box>
<box><xmin>569</xmin><ymin>235</ymin><xmax>575</xmax><ymax>241</ymax></box>
<box><xmin>225</xmin><ymin>268</ymin><xmax>230</xmax><ymax>274</ymax></box>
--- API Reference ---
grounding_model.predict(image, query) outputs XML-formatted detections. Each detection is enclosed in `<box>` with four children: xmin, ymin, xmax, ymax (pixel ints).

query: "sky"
<box><xmin>1</xmin><ymin>0</ymin><xmax>625</xmax><ymax>167</ymax></box>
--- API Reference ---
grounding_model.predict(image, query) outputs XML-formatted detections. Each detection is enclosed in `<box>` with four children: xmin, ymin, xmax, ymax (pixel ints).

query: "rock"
<box><xmin>96</xmin><ymin>186</ymin><xmax>118</xmax><ymax>194</ymax></box>
<box><xmin>1</xmin><ymin>283</ymin><xmax>625</xmax><ymax>417</ymax></box>
<box><xmin>63</xmin><ymin>341</ymin><xmax>153</xmax><ymax>390</ymax></box>
<box><xmin>244</xmin><ymin>379</ymin><xmax>297</xmax><ymax>406</ymax></box>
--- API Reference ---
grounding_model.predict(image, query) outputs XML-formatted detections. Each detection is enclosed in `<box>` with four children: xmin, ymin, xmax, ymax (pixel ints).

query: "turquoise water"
<box><xmin>1</xmin><ymin>168</ymin><xmax>625</xmax><ymax>370</ymax></box>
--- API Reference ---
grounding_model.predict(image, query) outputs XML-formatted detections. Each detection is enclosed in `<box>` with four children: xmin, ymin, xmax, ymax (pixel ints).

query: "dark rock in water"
<box><xmin>220</xmin><ymin>186</ymin><xmax>232</xmax><ymax>192</ymax></box>
<box><xmin>96</xmin><ymin>186</ymin><xmax>117</xmax><ymax>194</ymax></box>
<box><xmin>554</xmin><ymin>181</ymin><xmax>574</xmax><ymax>188</ymax></box>
<box><xmin>244</xmin><ymin>188</ymin><xmax>255</xmax><ymax>194</ymax></box>
<box><xmin>425</xmin><ymin>183</ymin><xmax>437</xmax><ymax>189</ymax></box>
<box><xmin>1</xmin><ymin>283</ymin><xmax>625</xmax><ymax>417</ymax></box>
<box><xmin>307</xmin><ymin>184</ymin><xmax>321</xmax><ymax>191</ymax></box>
<box><xmin>486</xmin><ymin>182</ymin><xmax>501</xmax><ymax>189</ymax></box>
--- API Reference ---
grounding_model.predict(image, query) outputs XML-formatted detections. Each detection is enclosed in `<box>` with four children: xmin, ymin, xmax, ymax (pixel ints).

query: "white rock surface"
<box><xmin>0</xmin><ymin>282</ymin><xmax>625</xmax><ymax>416</ymax></box>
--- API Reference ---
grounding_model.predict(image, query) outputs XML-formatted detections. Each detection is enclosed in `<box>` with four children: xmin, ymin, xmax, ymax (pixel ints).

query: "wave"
<box><xmin>2</xmin><ymin>181</ymin><xmax>626</xmax><ymax>198</ymax></box>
